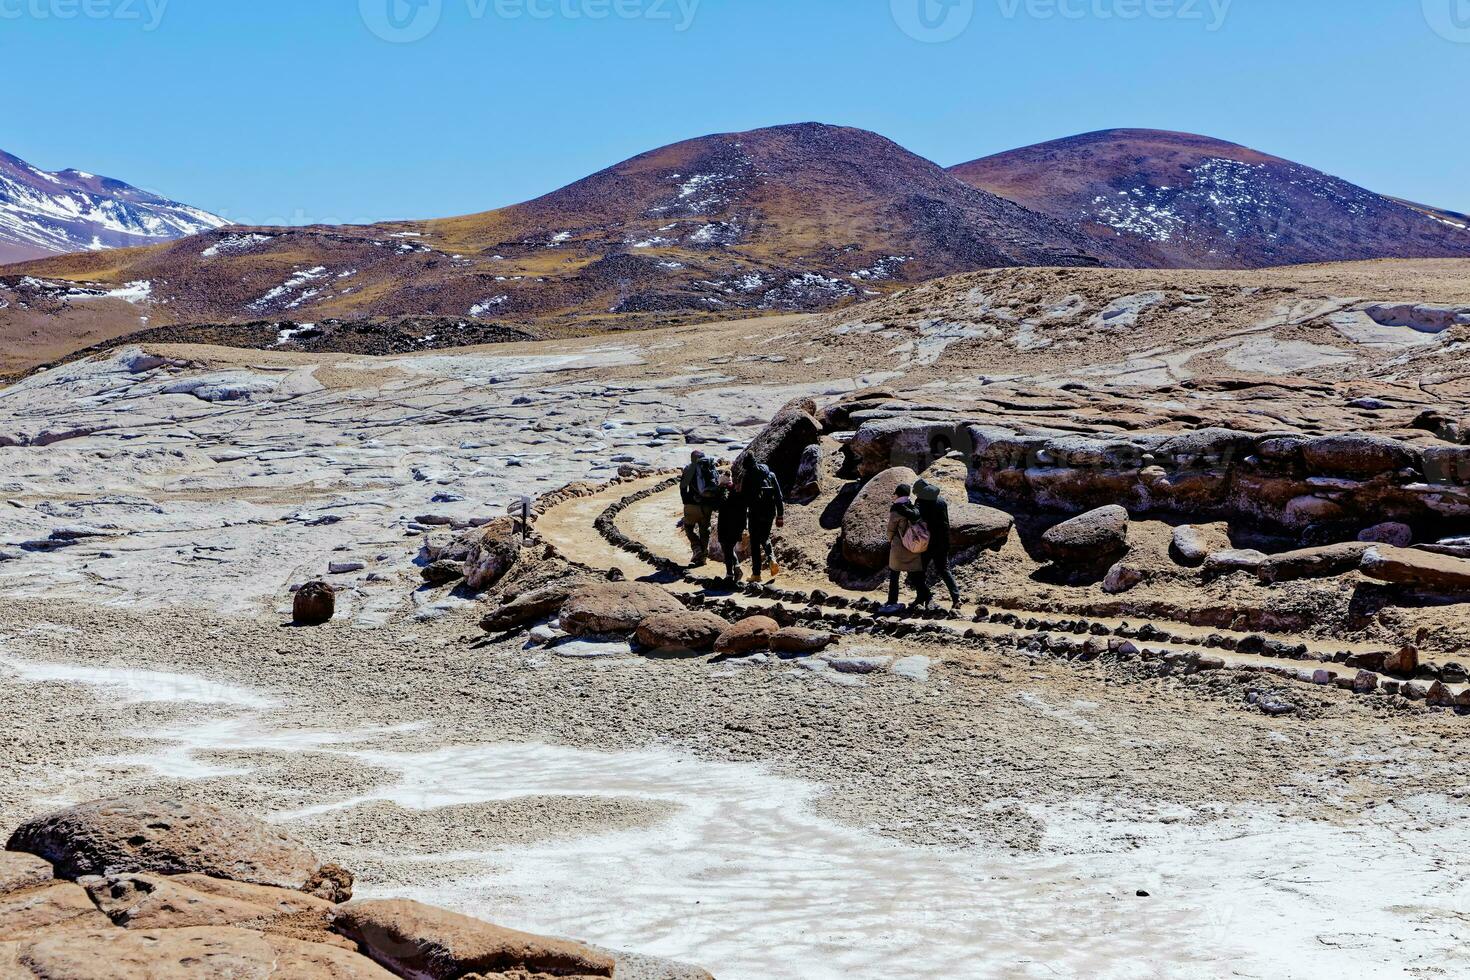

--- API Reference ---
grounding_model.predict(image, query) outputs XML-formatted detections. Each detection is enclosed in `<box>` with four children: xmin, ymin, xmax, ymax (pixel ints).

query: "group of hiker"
<box><xmin>679</xmin><ymin>451</ymin><xmax>962</xmax><ymax>611</ymax></box>
<box><xmin>680</xmin><ymin>450</ymin><xmax>785</xmax><ymax>583</ymax></box>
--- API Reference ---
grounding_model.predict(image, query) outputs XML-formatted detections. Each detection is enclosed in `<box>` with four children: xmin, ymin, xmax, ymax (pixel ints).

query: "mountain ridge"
<box><xmin>0</xmin><ymin>148</ymin><xmax>226</xmax><ymax>264</ymax></box>
<box><xmin>949</xmin><ymin>128</ymin><xmax>1470</xmax><ymax>268</ymax></box>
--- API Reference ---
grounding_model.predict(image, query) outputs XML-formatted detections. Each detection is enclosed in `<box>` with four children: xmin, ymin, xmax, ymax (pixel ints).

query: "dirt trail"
<box><xmin>538</xmin><ymin>476</ymin><xmax>1452</xmax><ymax>701</ymax></box>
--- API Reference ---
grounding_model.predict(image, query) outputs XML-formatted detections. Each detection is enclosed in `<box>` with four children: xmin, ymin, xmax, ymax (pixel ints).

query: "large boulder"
<box><xmin>558</xmin><ymin>581</ymin><xmax>683</xmax><ymax>637</ymax></box>
<box><xmin>770</xmin><ymin>628</ymin><xmax>836</xmax><ymax>654</ymax></box>
<box><xmin>1039</xmin><ymin>505</ymin><xmax>1129</xmax><ymax>566</ymax></box>
<box><xmin>1257</xmin><ymin>543</ymin><xmax>1370</xmax><ymax>584</ymax></box>
<box><xmin>635</xmin><ymin>611</ymin><xmax>730</xmax><ymax>652</ymax></box>
<box><xmin>949</xmin><ymin>502</ymin><xmax>1014</xmax><ymax>551</ymax></box>
<box><xmin>791</xmin><ymin>443</ymin><xmax>825</xmax><ymax>501</ymax></box>
<box><xmin>0</xmin><ymin>926</ymin><xmax>396</xmax><ymax>979</ymax></box>
<box><xmin>816</xmin><ymin>387</ymin><xmax>899</xmax><ymax>433</ymax></box>
<box><xmin>479</xmin><ymin>582</ymin><xmax>577</xmax><ymax>633</ymax></box>
<box><xmin>1361</xmin><ymin>546</ymin><xmax>1470</xmax><ymax>594</ymax></box>
<box><xmin>839</xmin><ymin>467</ymin><xmax>918</xmax><ymax>571</ymax></box>
<box><xmin>714</xmin><ymin>616</ymin><xmax>780</xmax><ymax>655</ymax></box>
<box><xmin>736</xmin><ymin>400</ymin><xmax>821</xmax><ymax>493</ymax></box>
<box><xmin>462</xmin><ymin>517</ymin><xmax>523</xmax><ymax>592</ymax></box>
<box><xmin>1301</xmin><ymin>434</ymin><xmax>1420</xmax><ymax>478</ymax></box>
<box><xmin>848</xmin><ymin>418</ymin><xmax>965</xmax><ymax>479</ymax></box>
<box><xmin>6</xmin><ymin>798</ymin><xmax>336</xmax><ymax>896</ymax></box>
<box><xmin>331</xmin><ymin>899</ymin><xmax>614</xmax><ymax>980</ymax></box>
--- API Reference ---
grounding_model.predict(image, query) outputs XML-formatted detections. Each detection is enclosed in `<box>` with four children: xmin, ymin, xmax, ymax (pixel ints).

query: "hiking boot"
<box><xmin>750</xmin><ymin>571</ymin><xmax>763</xmax><ymax>583</ymax></box>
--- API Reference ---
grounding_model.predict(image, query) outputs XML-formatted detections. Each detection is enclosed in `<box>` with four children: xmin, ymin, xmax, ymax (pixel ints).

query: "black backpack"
<box><xmin>750</xmin><ymin>463</ymin><xmax>780</xmax><ymax>505</ymax></box>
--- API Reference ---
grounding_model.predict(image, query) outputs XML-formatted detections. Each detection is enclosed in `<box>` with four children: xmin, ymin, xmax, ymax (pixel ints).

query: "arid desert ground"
<box><xmin>4</xmin><ymin>259</ymin><xmax>1470</xmax><ymax>978</ymax></box>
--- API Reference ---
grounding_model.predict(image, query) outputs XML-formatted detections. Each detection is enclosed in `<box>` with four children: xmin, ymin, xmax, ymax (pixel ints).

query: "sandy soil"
<box><xmin>4</xmin><ymin>261</ymin><xmax>1470</xmax><ymax>977</ymax></box>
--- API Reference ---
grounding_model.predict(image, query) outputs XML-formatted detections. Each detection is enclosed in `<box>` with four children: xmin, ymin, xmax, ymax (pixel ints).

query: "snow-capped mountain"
<box><xmin>0</xmin><ymin>148</ymin><xmax>227</xmax><ymax>264</ymax></box>
<box><xmin>950</xmin><ymin>130</ymin><xmax>1470</xmax><ymax>269</ymax></box>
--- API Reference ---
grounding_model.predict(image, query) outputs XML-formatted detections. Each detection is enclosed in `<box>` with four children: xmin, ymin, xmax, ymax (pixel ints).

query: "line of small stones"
<box><xmin>582</xmin><ymin>477</ymin><xmax>1466</xmax><ymax>712</ymax></box>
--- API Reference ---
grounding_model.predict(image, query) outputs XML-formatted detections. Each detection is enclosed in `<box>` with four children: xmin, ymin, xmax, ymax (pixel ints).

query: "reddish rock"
<box><xmin>331</xmin><ymin>899</ymin><xmax>614</xmax><ymax>980</ymax></box>
<box><xmin>0</xmin><ymin>880</ymin><xmax>109</xmax><ymax>939</ymax></box>
<box><xmin>84</xmin><ymin>872</ymin><xmax>337</xmax><ymax>936</ymax></box>
<box><xmin>635</xmin><ymin>610</ymin><xmax>729</xmax><ymax>652</ymax></box>
<box><xmin>293</xmin><ymin>581</ymin><xmax>336</xmax><ymax>626</ymax></box>
<box><xmin>714</xmin><ymin>616</ymin><xmax>781</xmax><ymax>654</ymax></box>
<box><xmin>6</xmin><ymin>797</ymin><xmax>333</xmax><ymax>894</ymax></box>
<box><xmin>559</xmin><ymin>581</ymin><xmax>683</xmax><ymax>637</ymax></box>
<box><xmin>0</xmin><ymin>925</ymin><xmax>396</xmax><ymax>979</ymax></box>
<box><xmin>0</xmin><ymin>853</ymin><xmax>53</xmax><ymax>896</ymax></box>
<box><xmin>770</xmin><ymin>627</ymin><xmax>837</xmax><ymax>654</ymax></box>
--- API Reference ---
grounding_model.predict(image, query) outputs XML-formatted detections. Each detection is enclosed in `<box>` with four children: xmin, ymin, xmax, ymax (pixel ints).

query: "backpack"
<box><xmin>694</xmin><ymin>457</ymin><xmax>722</xmax><ymax>501</ymax></box>
<box><xmin>902</xmin><ymin>518</ymin><xmax>932</xmax><ymax>555</ymax></box>
<box><xmin>750</xmin><ymin>463</ymin><xmax>780</xmax><ymax>505</ymax></box>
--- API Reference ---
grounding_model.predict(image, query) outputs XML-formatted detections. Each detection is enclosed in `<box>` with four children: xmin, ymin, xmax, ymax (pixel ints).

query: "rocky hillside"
<box><xmin>950</xmin><ymin>129</ymin><xmax>1470</xmax><ymax>269</ymax></box>
<box><xmin>0</xmin><ymin>124</ymin><xmax>1111</xmax><ymax>347</ymax></box>
<box><xmin>0</xmin><ymin>148</ymin><xmax>226</xmax><ymax>264</ymax></box>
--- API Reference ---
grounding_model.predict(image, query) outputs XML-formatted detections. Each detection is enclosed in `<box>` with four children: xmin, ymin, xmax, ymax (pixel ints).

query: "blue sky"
<box><xmin>4</xmin><ymin>0</ymin><xmax>1467</xmax><ymax>222</ymax></box>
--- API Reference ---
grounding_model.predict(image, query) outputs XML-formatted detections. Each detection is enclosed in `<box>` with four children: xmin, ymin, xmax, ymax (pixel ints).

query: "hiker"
<box><xmin>885</xmin><ymin>483</ymin><xmax>933</xmax><ymax>610</ymax></box>
<box><xmin>715</xmin><ymin>473</ymin><xmax>748</xmax><ymax>583</ymax></box>
<box><xmin>743</xmin><ymin>458</ymin><xmax>785</xmax><ymax>582</ymax></box>
<box><xmin>679</xmin><ymin>450</ymin><xmax>723</xmax><ymax>566</ymax></box>
<box><xmin>915</xmin><ymin>479</ymin><xmax>962</xmax><ymax>611</ymax></box>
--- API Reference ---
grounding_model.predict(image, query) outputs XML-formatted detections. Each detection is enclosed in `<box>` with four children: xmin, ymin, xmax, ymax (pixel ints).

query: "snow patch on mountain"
<box><xmin>0</xmin><ymin>148</ymin><xmax>225</xmax><ymax>260</ymax></box>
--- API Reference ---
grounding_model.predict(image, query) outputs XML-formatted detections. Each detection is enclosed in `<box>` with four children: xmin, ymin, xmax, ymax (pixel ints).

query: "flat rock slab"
<box><xmin>6</xmin><ymin>797</ymin><xmax>328</xmax><ymax>894</ymax></box>
<box><xmin>331</xmin><ymin>899</ymin><xmax>614</xmax><ymax>980</ymax></box>
<box><xmin>0</xmin><ymin>925</ymin><xmax>395</xmax><ymax>979</ymax></box>
<box><xmin>1362</xmin><ymin>545</ymin><xmax>1470</xmax><ymax>593</ymax></box>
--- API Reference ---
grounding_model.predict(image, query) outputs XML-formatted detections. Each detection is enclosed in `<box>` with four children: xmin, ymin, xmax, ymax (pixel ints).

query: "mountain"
<box><xmin>949</xmin><ymin>129</ymin><xmax>1470</xmax><ymax>269</ymax></box>
<box><xmin>1</xmin><ymin>124</ymin><xmax>1113</xmax><ymax>342</ymax></box>
<box><xmin>0</xmin><ymin>148</ymin><xmax>227</xmax><ymax>264</ymax></box>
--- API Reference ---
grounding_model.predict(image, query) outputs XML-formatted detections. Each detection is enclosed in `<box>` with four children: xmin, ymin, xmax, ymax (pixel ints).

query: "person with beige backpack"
<box><xmin>883</xmin><ymin>482</ymin><xmax>933</xmax><ymax>612</ymax></box>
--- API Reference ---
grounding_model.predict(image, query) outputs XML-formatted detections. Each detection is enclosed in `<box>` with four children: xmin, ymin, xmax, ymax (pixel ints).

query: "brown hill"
<box><xmin>0</xmin><ymin>123</ymin><xmax>1112</xmax><ymax>370</ymax></box>
<box><xmin>950</xmin><ymin>129</ymin><xmax>1470</xmax><ymax>269</ymax></box>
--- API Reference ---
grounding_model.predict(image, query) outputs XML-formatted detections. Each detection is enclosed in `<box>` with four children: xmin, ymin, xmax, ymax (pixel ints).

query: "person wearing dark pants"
<box><xmin>715</xmin><ymin>474</ymin><xmax>748</xmax><ymax>583</ymax></box>
<box><xmin>744</xmin><ymin>460</ymin><xmax>785</xmax><ymax>582</ymax></box>
<box><xmin>915</xmin><ymin>479</ymin><xmax>961</xmax><ymax>611</ymax></box>
<box><xmin>885</xmin><ymin>483</ymin><xmax>932</xmax><ymax>610</ymax></box>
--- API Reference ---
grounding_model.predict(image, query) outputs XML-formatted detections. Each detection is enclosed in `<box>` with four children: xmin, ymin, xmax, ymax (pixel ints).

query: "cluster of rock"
<box><xmin>0</xmin><ymin>796</ymin><xmax>709</xmax><ymax>979</ymax></box>
<box><xmin>484</xmin><ymin>576</ymin><xmax>834</xmax><ymax>659</ymax></box>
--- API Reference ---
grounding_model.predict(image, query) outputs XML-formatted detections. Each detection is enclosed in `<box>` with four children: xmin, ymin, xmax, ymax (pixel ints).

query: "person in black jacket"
<box><xmin>715</xmin><ymin>474</ymin><xmax>748</xmax><ymax>583</ymax></box>
<box><xmin>743</xmin><ymin>459</ymin><xmax>785</xmax><ymax>582</ymax></box>
<box><xmin>914</xmin><ymin>479</ymin><xmax>961</xmax><ymax>611</ymax></box>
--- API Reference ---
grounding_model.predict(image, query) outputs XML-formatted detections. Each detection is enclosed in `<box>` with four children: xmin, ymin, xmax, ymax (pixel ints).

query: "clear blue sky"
<box><xmin>4</xmin><ymin>0</ymin><xmax>1467</xmax><ymax>223</ymax></box>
